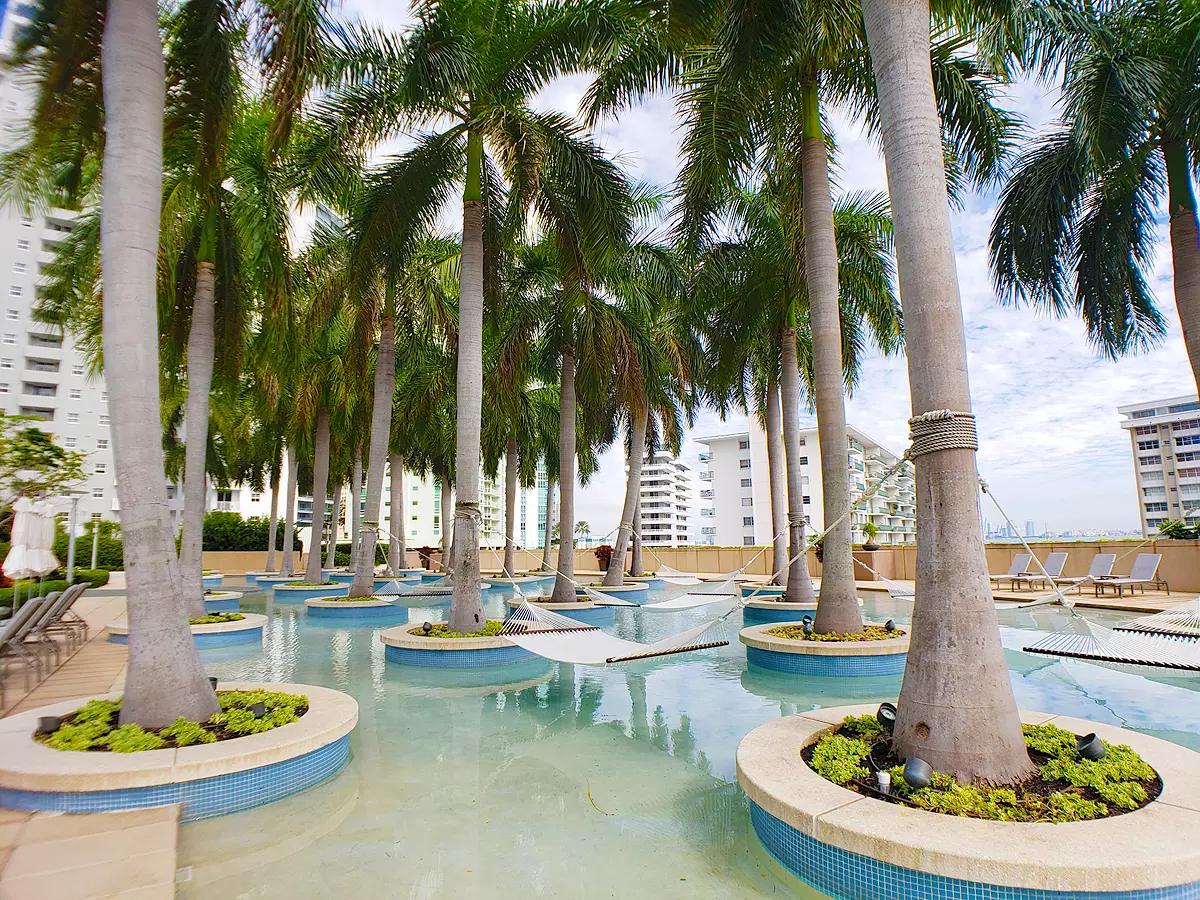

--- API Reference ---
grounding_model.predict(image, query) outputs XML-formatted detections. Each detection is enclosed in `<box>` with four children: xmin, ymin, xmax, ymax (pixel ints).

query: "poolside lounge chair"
<box><xmin>0</xmin><ymin>594</ymin><xmax>56</xmax><ymax>691</ymax></box>
<box><xmin>1096</xmin><ymin>554</ymin><xmax>1168</xmax><ymax>598</ymax></box>
<box><xmin>989</xmin><ymin>554</ymin><xmax>1032</xmax><ymax>591</ymax></box>
<box><xmin>1052</xmin><ymin>553</ymin><xmax>1115</xmax><ymax>593</ymax></box>
<box><xmin>1012</xmin><ymin>552</ymin><xmax>1068</xmax><ymax>591</ymax></box>
<box><xmin>36</xmin><ymin>583</ymin><xmax>89</xmax><ymax>652</ymax></box>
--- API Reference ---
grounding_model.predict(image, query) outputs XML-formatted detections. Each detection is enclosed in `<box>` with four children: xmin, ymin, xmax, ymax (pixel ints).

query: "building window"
<box><xmin>1139</xmin><ymin>455</ymin><xmax>1162</xmax><ymax>466</ymax></box>
<box><xmin>1142</xmin><ymin>486</ymin><xmax>1166</xmax><ymax>498</ymax></box>
<box><xmin>1177</xmin><ymin>452</ymin><xmax>1200</xmax><ymax>463</ymax></box>
<box><xmin>2</xmin><ymin>334</ymin><xmax>13</xmax><ymax>345</ymax></box>
<box><xmin>743</xmin><ymin>536</ymin><xmax>755</xmax><ymax>546</ymax></box>
<box><xmin>740</xmin><ymin>478</ymin><xmax>751</xmax><ymax>487</ymax></box>
<box><xmin>94</xmin><ymin>463</ymin><xmax>106</xmax><ymax>474</ymax></box>
<box><xmin>100</xmin><ymin>391</ymin><xmax>107</xmax><ymax>402</ymax></box>
<box><xmin>1138</xmin><ymin>440</ymin><xmax>1160</xmax><ymax>450</ymax></box>
<box><xmin>1144</xmin><ymin>502</ymin><xmax>1168</xmax><ymax>513</ymax></box>
<box><xmin>0</xmin><ymin>382</ymin><xmax>6</xmax><ymax>394</ymax></box>
<box><xmin>1177</xmin><ymin>435</ymin><xmax>1200</xmax><ymax>447</ymax></box>
<box><xmin>63</xmin><ymin>436</ymin><xmax>76</xmax><ymax>447</ymax></box>
<box><xmin>97</xmin><ymin>438</ymin><xmax>108</xmax><ymax>450</ymax></box>
<box><xmin>4</xmin><ymin>309</ymin><xmax>15</xmax><ymax>321</ymax></box>
<box><xmin>739</xmin><ymin>459</ymin><xmax>751</xmax><ymax>469</ymax></box>
<box><xmin>12</xmin><ymin>262</ymin><xmax>25</xmax><ymax>274</ymax></box>
<box><xmin>15</xmin><ymin>238</ymin><xmax>29</xmax><ymax>251</ymax></box>
<box><xmin>1178</xmin><ymin>467</ymin><xmax>1200</xmax><ymax>478</ymax></box>
<box><xmin>166</xmin><ymin>485</ymin><xmax>176</xmax><ymax>499</ymax></box>
<box><xmin>741</xmin><ymin>497</ymin><xmax>753</xmax><ymax>507</ymax></box>
<box><xmin>66</xmin><ymin>412</ymin><xmax>79</xmax><ymax>424</ymax></box>
<box><xmin>0</xmin><ymin>358</ymin><xmax>9</xmax><ymax>369</ymax></box>
<box><xmin>1132</xmin><ymin>408</ymin><xmax>1158</xmax><ymax>419</ymax></box>
<box><xmin>742</xmin><ymin>516</ymin><xmax>754</xmax><ymax>526</ymax></box>
<box><xmin>98</xmin><ymin>414</ymin><xmax>109</xmax><ymax>425</ymax></box>
<box><xmin>738</xmin><ymin>438</ymin><xmax>750</xmax><ymax>450</ymax></box>
<box><xmin>803</xmin><ymin>495</ymin><xmax>811</xmax><ymax>504</ymax></box>
<box><xmin>1134</xmin><ymin>425</ymin><xmax>1158</xmax><ymax>436</ymax></box>
<box><xmin>68</xmin><ymin>388</ymin><xmax>81</xmax><ymax>400</ymax></box>
<box><xmin>799</xmin><ymin>456</ymin><xmax>809</xmax><ymax>465</ymax></box>
<box><xmin>92</xmin><ymin>487</ymin><xmax>103</xmax><ymax>498</ymax></box>
<box><xmin>8</xmin><ymin>286</ymin><xmax>20</xmax><ymax>297</ymax></box>
<box><xmin>1169</xmin><ymin>402</ymin><xmax>1200</xmax><ymax>414</ymax></box>
<box><xmin>72</xmin><ymin>364</ymin><xmax>83</xmax><ymax>376</ymax></box>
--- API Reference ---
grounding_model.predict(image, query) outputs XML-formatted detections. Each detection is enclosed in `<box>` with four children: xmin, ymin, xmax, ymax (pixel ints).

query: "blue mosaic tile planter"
<box><xmin>109</xmin><ymin>622</ymin><xmax>263</xmax><ymax>649</ymax></box>
<box><xmin>749</xmin><ymin>801</ymin><xmax>1200</xmax><ymax>900</ymax></box>
<box><xmin>307</xmin><ymin>602</ymin><xmax>406</xmax><ymax>621</ymax></box>
<box><xmin>203</xmin><ymin>596</ymin><xmax>241</xmax><ymax>614</ymax></box>
<box><xmin>384</xmin><ymin>643</ymin><xmax>536</xmax><ymax>668</ymax></box>
<box><xmin>746</xmin><ymin>645</ymin><xmax>906</xmax><ymax>677</ymax></box>
<box><xmin>0</xmin><ymin>735</ymin><xmax>351</xmax><ymax>824</ymax></box>
<box><xmin>629</xmin><ymin>578</ymin><xmax>665</xmax><ymax>589</ymax></box>
<box><xmin>743</xmin><ymin>605</ymin><xmax>816</xmax><ymax>625</ymax></box>
<box><xmin>576</xmin><ymin>583</ymin><xmax>648</xmax><ymax>601</ymax></box>
<box><xmin>420</xmin><ymin>572</ymin><xmax>449</xmax><ymax>584</ymax></box>
<box><xmin>324</xmin><ymin>572</ymin><xmax>356</xmax><ymax>584</ymax></box>
<box><xmin>741</xmin><ymin>584</ymin><xmax>786</xmax><ymax>598</ymax></box>
<box><xmin>272</xmin><ymin>584</ymin><xmax>350</xmax><ymax>603</ymax></box>
<box><xmin>201</xmin><ymin>575</ymin><xmax>223</xmax><ymax>589</ymax></box>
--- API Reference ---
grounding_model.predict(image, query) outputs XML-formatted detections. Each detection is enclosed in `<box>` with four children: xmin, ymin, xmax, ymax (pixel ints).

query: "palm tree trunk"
<box><xmin>541</xmin><ymin>475</ymin><xmax>555</xmax><ymax>570</ymax></box>
<box><xmin>177</xmin><ymin>261</ymin><xmax>215</xmax><ymax>620</ymax></box>
<box><xmin>765</xmin><ymin>378</ymin><xmax>789</xmax><ymax>586</ymax></box>
<box><xmin>503</xmin><ymin>437</ymin><xmax>519</xmax><ymax>575</ymax></box>
<box><xmin>102</xmin><ymin>0</ymin><xmax>217</xmax><ymax>727</ymax></box>
<box><xmin>630</xmin><ymin>496</ymin><xmax>643</xmax><ymax>576</ymax></box>
<box><xmin>863</xmin><ymin>0</ymin><xmax>1031</xmax><ymax>783</ymax></box>
<box><xmin>779</xmin><ymin>328</ymin><xmax>817</xmax><ymax>603</ymax></box>
<box><xmin>326</xmin><ymin>481</ymin><xmax>342</xmax><ymax>569</ymax></box>
<box><xmin>351</xmin><ymin>317</ymin><xmax>396</xmax><ymax>597</ymax></box>
<box><xmin>266</xmin><ymin>462</ymin><xmax>280</xmax><ymax>572</ymax></box>
<box><xmin>389</xmin><ymin>453</ymin><xmax>406</xmax><ymax>571</ymax></box>
<box><xmin>802</xmin><ymin>92</ymin><xmax>862</xmax><ymax>635</ymax></box>
<box><xmin>350</xmin><ymin>449</ymin><xmax>362</xmax><ymax>564</ymax></box>
<box><xmin>304</xmin><ymin>409</ymin><xmax>330</xmax><ymax>583</ymax></box>
<box><xmin>1165</xmin><ymin>139</ymin><xmax>1200</xmax><ymax>396</ymax></box>
<box><xmin>439</xmin><ymin>481</ymin><xmax>452</xmax><ymax>557</ymax></box>
<box><xmin>449</xmin><ymin>187</ymin><xmax>486</xmax><ymax>632</ymax></box>
<box><xmin>551</xmin><ymin>351</ymin><xmax>577</xmax><ymax>603</ymax></box>
<box><xmin>280</xmin><ymin>450</ymin><xmax>298</xmax><ymax>577</ymax></box>
<box><xmin>605</xmin><ymin>405</ymin><xmax>647</xmax><ymax>586</ymax></box>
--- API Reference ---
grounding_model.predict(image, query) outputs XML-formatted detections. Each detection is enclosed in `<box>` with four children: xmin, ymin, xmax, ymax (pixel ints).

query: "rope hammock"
<box><xmin>374</xmin><ymin>580</ymin><xmax>414</xmax><ymax>597</ymax></box>
<box><xmin>1023</xmin><ymin>618</ymin><xmax>1200</xmax><ymax>673</ymax></box>
<box><xmin>638</xmin><ymin>573</ymin><xmax>745</xmax><ymax>613</ymax></box>
<box><xmin>1115</xmin><ymin>599</ymin><xmax>1200</xmax><ymax>639</ymax></box>
<box><xmin>499</xmin><ymin>601</ymin><xmax>728</xmax><ymax>664</ymax></box>
<box><xmin>851</xmin><ymin>557</ymin><xmax>914</xmax><ymax>599</ymax></box>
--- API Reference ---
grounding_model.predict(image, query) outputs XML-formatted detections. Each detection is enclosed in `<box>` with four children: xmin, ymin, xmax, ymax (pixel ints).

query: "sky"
<box><xmin>339</xmin><ymin>0</ymin><xmax>1196</xmax><ymax>536</ymax></box>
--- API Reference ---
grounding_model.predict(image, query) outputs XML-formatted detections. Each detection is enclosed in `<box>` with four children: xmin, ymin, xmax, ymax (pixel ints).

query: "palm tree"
<box><xmin>990</xmin><ymin>0</ymin><xmax>1193</xmax><ymax>379</ymax></box>
<box><xmin>320</xmin><ymin>0</ymin><xmax>630</xmax><ymax>629</ymax></box>
<box><xmin>861</xmin><ymin>0</ymin><xmax>1033</xmax><ymax>782</ymax></box>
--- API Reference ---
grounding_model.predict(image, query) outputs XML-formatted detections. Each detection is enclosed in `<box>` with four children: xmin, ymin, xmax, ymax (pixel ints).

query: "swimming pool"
<box><xmin>177</xmin><ymin>583</ymin><xmax>1200</xmax><ymax>899</ymax></box>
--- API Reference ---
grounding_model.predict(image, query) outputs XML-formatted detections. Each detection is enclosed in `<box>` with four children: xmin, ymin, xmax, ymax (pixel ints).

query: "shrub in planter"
<box><xmin>594</xmin><ymin>544</ymin><xmax>614</xmax><ymax>570</ymax></box>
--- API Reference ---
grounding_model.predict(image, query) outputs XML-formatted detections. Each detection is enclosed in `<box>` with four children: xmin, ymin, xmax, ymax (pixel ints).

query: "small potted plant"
<box><xmin>861</xmin><ymin>521</ymin><xmax>880</xmax><ymax>552</ymax></box>
<box><xmin>594</xmin><ymin>544</ymin><xmax>614</xmax><ymax>570</ymax></box>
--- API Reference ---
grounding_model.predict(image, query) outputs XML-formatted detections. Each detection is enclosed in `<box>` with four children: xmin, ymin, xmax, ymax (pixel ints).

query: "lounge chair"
<box><xmin>989</xmin><ymin>553</ymin><xmax>1032</xmax><ymax>591</ymax></box>
<box><xmin>35</xmin><ymin>583</ymin><xmax>89</xmax><ymax>653</ymax></box>
<box><xmin>1096</xmin><ymin>554</ymin><xmax>1168</xmax><ymax>598</ymax></box>
<box><xmin>0</xmin><ymin>594</ymin><xmax>56</xmax><ymax>691</ymax></box>
<box><xmin>1012</xmin><ymin>552</ymin><xmax>1068</xmax><ymax>591</ymax></box>
<box><xmin>1052</xmin><ymin>553</ymin><xmax>1115</xmax><ymax>593</ymax></box>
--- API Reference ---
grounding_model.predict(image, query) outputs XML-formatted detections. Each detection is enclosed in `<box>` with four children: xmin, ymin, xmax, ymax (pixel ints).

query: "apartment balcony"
<box><xmin>700</xmin><ymin>508</ymin><xmax>715</xmax><ymax>517</ymax></box>
<box><xmin>700</xmin><ymin>489</ymin><xmax>713</xmax><ymax>499</ymax></box>
<box><xmin>698</xmin><ymin>452</ymin><xmax>711</xmax><ymax>462</ymax></box>
<box><xmin>22</xmin><ymin>383</ymin><xmax>57</xmax><ymax>399</ymax></box>
<box><xmin>17</xmin><ymin>406</ymin><xmax>53</xmax><ymax>421</ymax></box>
<box><xmin>699</xmin><ymin>471</ymin><xmax>714</xmax><ymax>481</ymax></box>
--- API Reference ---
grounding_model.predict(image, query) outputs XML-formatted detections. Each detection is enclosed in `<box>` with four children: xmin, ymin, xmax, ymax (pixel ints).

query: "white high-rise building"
<box><xmin>696</xmin><ymin>420</ymin><xmax>915</xmax><ymax>547</ymax></box>
<box><xmin>635</xmin><ymin>450</ymin><xmax>693</xmax><ymax>547</ymax></box>
<box><xmin>1118</xmin><ymin>394</ymin><xmax>1200</xmax><ymax>535</ymax></box>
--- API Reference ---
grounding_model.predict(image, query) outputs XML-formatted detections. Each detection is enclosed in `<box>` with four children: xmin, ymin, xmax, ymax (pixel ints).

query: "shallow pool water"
<box><xmin>177</xmin><ymin>582</ymin><xmax>1200</xmax><ymax>899</ymax></box>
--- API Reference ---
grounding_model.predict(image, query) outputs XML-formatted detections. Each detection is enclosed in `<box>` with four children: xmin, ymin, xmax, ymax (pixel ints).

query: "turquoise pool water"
<box><xmin>177</xmin><ymin>582</ymin><xmax>1200</xmax><ymax>898</ymax></box>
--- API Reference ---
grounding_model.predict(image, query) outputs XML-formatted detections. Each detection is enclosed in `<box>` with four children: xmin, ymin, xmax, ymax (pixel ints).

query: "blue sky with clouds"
<box><xmin>342</xmin><ymin>0</ymin><xmax>1195</xmax><ymax>535</ymax></box>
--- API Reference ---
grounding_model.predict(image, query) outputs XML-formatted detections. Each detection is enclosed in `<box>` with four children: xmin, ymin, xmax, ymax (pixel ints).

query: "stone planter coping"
<box><xmin>739</xmin><ymin>622</ymin><xmax>909</xmax><ymax>656</ymax></box>
<box><xmin>737</xmin><ymin>704</ymin><xmax>1200</xmax><ymax>893</ymax></box>
<box><xmin>0</xmin><ymin>683</ymin><xmax>357</xmax><ymax>794</ymax></box>
<box><xmin>505</xmin><ymin>598</ymin><xmax>593</xmax><ymax>611</ymax></box>
<box><xmin>108</xmin><ymin>613</ymin><xmax>268</xmax><ymax>639</ymax></box>
<box><xmin>380</xmin><ymin>625</ymin><xmax>518</xmax><ymax>653</ymax></box>
<box><xmin>273</xmin><ymin>583</ymin><xmax>347</xmax><ymax>593</ymax></box>
<box><xmin>255</xmin><ymin>575</ymin><xmax>302</xmax><ymax>584</ymax></box>
<box><xmin>744</xmin><ymin>599</ymin><xmax>819</xmax><ymax>611</ymax></box>
<box><xmin>575</xmin><ymin>583</ymin><xmax>647</xmax><ymax>594</ymax></box>
<box><xmin>305</xmin><ymin>598</ymin><xmax>394</xmax><ymax>609</ymax></box>
<box><xmin>202</xmin><ymin>591</ymin><xmax>243</xmax><ymax>602</ymax></box>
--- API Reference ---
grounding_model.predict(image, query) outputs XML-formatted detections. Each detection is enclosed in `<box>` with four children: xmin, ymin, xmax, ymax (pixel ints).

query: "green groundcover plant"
<box><xmin>806</xmin><ymin>717</ymin><xmax>1158</xmax><ymax>823</ymax></box>
<box><xmin>283</xmin><ymin>581</ymin><xmax>338</xmax><ymax>587</ymax></box>
<box><xmin>188</xmin><ymin>612</ymin><xmax>246</xmax><ymax>625</ymax></box>
<box><xmin>766</xmin><ymin>624</ymin><xmax>903</xmax><ymax>642</ymax></box>
<box><xmin>413</xmin><ymin>621</ymin><xmax>506</xmax><ymax>639</ymax></box>
<box><xmin>37</xmin><ymin>691</ymin><xmax>309</xmax><ymax>752</ymax></box>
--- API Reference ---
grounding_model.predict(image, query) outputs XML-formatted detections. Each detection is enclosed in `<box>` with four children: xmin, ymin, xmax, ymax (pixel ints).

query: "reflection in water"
<box><xmin>179</xmin><ymin>579</ymin><xmax>1200</xmax><ymax>899</ymax></box>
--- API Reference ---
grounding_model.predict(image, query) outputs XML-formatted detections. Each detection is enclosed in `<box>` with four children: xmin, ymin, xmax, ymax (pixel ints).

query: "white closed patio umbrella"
<box><xmin>3</xmin><ymin>498</ymin><xmax>60</xmax><ymax>611</ymax></box>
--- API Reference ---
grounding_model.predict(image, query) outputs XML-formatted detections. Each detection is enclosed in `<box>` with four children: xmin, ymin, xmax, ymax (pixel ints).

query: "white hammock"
<box><xmin>655</xmin><ymin>564</ymin><xmax>703</xmax><ymax>586</ymax></box>
<box><xmin>1116</xmin><ymin>599</ymin><xmax>1200</xmax><ymax>639</ymax></box>
<box><xmin>500</xmin><ymin>602</ymin><xmax>728</xmax><ymax>664</ymax></box>
<box><xmin>577</xmin><ymin>584</ymin><xmax>641</xmax><ymax>607</ymax></box>
<box><xmin>374</xmin><ymin>580</ymin><xmax>414</xmax><ymax>597</ymax></box>
<box><xmin>1023</xmin><ymin>618</ymin><xmax>1200</xmax><ymax>672</ymax></box>
<box><xmin>640</xmin><ymin>572</ymin><xmax>744</xmax><ymax>613</ymax></box>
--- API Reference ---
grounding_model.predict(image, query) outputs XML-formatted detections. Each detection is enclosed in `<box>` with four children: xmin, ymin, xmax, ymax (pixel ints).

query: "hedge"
<box><xmin>0</xmin><ymin>579</ymin><xmax>69</xmax><ymax>606</ymax></box>
<box><xmin>333</xmin><ymin>541</ymin><xmax>388</xmax><ymax>566</ymax></box>
<box><xmin>201</xmin><ymin>512</ymin><xmax>303</xmax><ymax>552</ymax></box>
<box><xmin>52</xmin><ymin>528</ymin><xmax>123</xmax><ymax>571</ymax></box>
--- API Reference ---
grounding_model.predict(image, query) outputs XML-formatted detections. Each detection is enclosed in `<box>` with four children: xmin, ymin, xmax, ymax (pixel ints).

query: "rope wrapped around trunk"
<box><xmin>907</xmin><ymin>409</ymin><xmax>977</xmax><ymax>458</ymax></box>
<box><xmin>454</xmin><ymin>501</ymin><xmax>481</xmax><ymax>522</ymax></box>
<box><xmin>787</xmin><ymin>513</ymin><xmax>808</xmax><ymax>527</ymax></box>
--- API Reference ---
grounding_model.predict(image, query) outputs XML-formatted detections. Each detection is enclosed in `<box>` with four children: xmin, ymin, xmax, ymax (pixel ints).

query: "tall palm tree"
<box><xmin>319</xmin><ymin>0</ymin><xmax>630</xmax><ymax>629</ymax></box>
<box><xmin>990</xmin><ymin>0</ymin><xmax>1193</xmax><ymax>378</ymax></box>
<box><xmin>861</xmin><ymin>0</ymin><xmax>1033</xmax><ymax>783</ymax></box>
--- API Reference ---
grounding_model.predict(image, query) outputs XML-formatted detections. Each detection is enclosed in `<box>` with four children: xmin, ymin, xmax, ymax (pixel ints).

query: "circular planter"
<box><xmin>505</xmin><ymin>597</ymin><xmax>614</xmax><ymax>625</ymax></box>
<box><xmin>272</xmin><ymin>583</ymin><xmax>350</xmax><ymax>603</ymax></box>
<box><xmin>626</xmin><ymin>576</ymin><xmax>665</xmax><ymax>589</ymax></box>
<box><xmin>203</xmin><ymin>591</ymin><xmax>242</xmax><ymax>614</ymax></box>
<box><xmin>241</xmin><ymin>571</ymin><xmax>272</xmax><ymax>586</ymax></box>
<box><xmin>420</xmin><ymin>572</ymin><xmax>450</xmax><ymax>584</ymax></box>
<box><xmin>380</xmin><ymin>624</ymin><xmax>539</xmax><ymax>669</ymax></box>
<box><xmin>108</xmin><ymin>614</ymin><xmax>267</xmax><ymax>649</ymax></box>
<box><xmin>201</xmin><ymin>573</ymin><xmax>224</xmax><ymax>589</ymax></box>
<box><xmin>255</xmin><ymin>574</ymin><xmax>303</xmax><ymax>588</ymax></box>
<box><xmin>0</xmin><ymin>683</ymin><xmax>357</xmax><ymax>823</ymax></box>
<box><xmin>741</xmin><ymin>583</ymin><xmax>787</xmax><ymax>599</ymax></box>
<box><xmin>739</xmin><ymin>622</ymin><xmax>908</xmax><ymax>677</ymax></box>
<box><xmin>305</xmin><ymin>598</ymin><xmax>405</xmax><ymax>621</ymax></box>
<box><xmin>575</xmin><ymin>583</ymin><xmax>649</xmax><ymax>600</ymax></box>
<box><xmin>323</xmin><ymin>570</ymin><xmax>356</xmax><ymax>584</ymax></box>
<box><xmin>743</xmin><ymin>599</ymin><xmax>819</xmax><ymax>625</ymax></box>
<box><xmin>374</xmin><ymin>576</ymin><xmax>421</xmax><ymax>592</ymax></box>
<box><xmin>390</xmin><ymin>567</ymin><xmax>431</xmax><ymax>577</ymax></box>
<box><xmin>737</xmin><ymin>705</ymin><xmax>1200</xmax><ymax>900</ymax></box>
<box><xmin>485</xmin><ymin>575</ymin><xmax>547</xmax><ymax>589</ymax></box>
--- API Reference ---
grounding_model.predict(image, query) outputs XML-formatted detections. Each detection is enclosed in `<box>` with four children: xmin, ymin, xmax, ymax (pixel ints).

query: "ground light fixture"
<box><xmin>801</xmin><ymin>616</ymin><xmax>814</xmax><ymax>638</ymax></box>
<box><xmin>885</xmin><ymin>619</ymin><xmax>895</xmax><ymax>633</ymax></box>
<box><xmin>903</xmin><ymin>756</ymin><xmax>933</xmax><ymax>790</ymax></box>
<box><xmin>422</xmin><ymin>621</ymin><xmax>433</xmax><ymax>634</ymax></box>
<box><xmin>1077</xmin><ymin>732</ymin><xmax>1106</xmax><ymax>761</ymax></box>
<box><xmin>35</xmin><ymin>716</ymin><xmax>60</xmax><ymax>735</ymax></box>
<box><xmin>876</xmin><ymin>702</ymin><xmax>897</xmax><ymax>733</ymax></box>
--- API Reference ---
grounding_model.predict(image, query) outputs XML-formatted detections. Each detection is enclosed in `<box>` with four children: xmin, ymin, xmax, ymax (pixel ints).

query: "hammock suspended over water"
<box><xmin>1115</xmin><ymin>598</ymin><xmax>1200</xmax><ymax>639</ymax></box>
<box><xmin>1023</xmin><ymin>618</ymin><xmax>1200</xmax><ymax>673</ymax></box>
<box><xmin>655</xmin><ymin>564</ymin><xmax>703</xmax><ymax>586</ymax></box>
<box><xmin>499</xmin><ymin>601</ymin><xmax>728</xmax><ymax>664</ymax></box>
<box><xmin>638</xmin><ymin>572</ymin><xmax>745</xmax><ymax>613</ymax></box>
